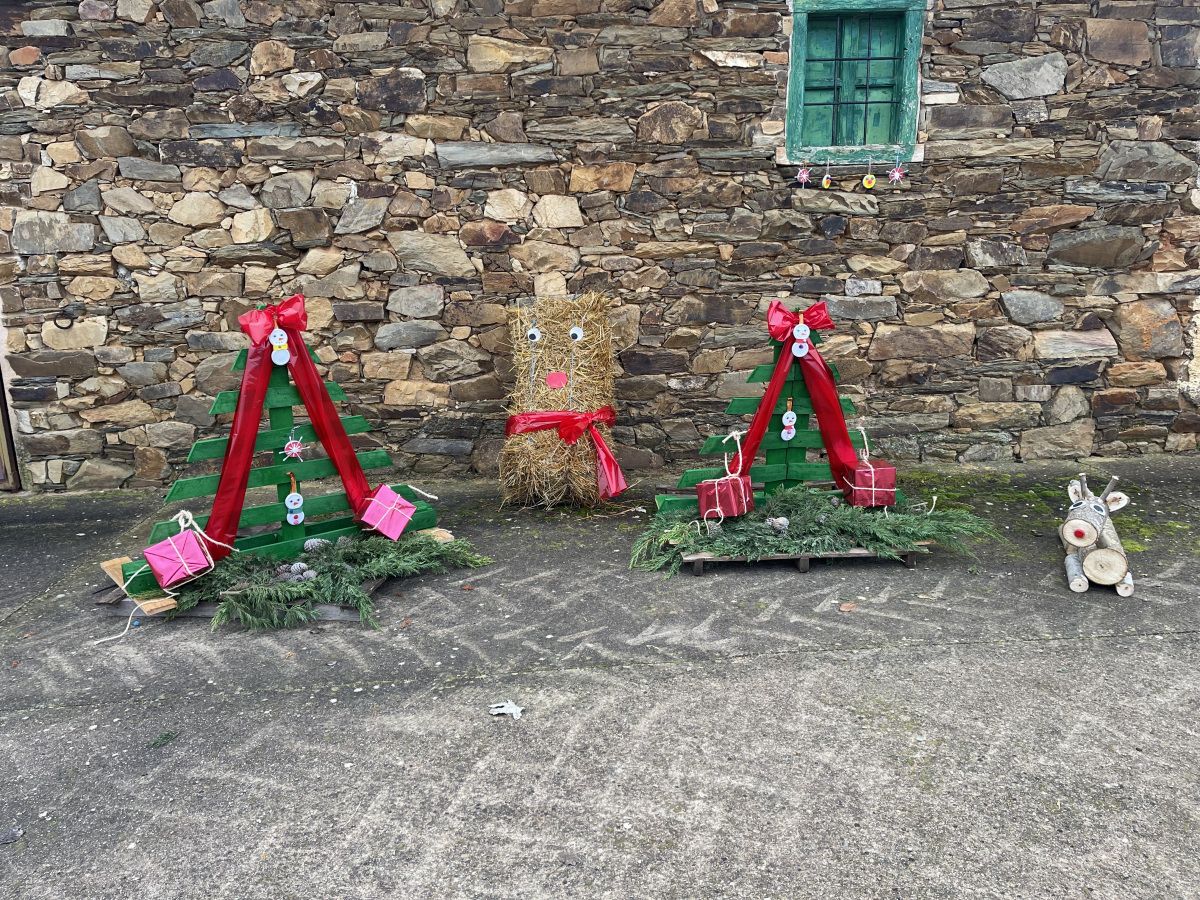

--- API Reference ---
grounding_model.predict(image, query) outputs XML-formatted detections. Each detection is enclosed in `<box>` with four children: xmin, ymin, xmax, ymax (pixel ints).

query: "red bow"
<box><xmin>505</xmin><ymin>406</ymin><xmax>628</xmax><ymax>500</ymax></box>
<box><xmin>238</xmin><ymin>293</ymin><xmax>308</xmax><ymax>345</ymax></box>
<box><xmin>766</xmin><ymin>299</ymin><xmax>835</xmax><ymax>343</ymax></box>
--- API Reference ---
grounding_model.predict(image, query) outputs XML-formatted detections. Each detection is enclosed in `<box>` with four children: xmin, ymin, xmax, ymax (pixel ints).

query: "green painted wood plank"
<box><xmin>655</xmin><ymin>491</ymin><xmax>767</xmax><ymax>515</ymax></box>
<box><xmin>233</xmin><ymin>345</ymin><xmax>319</xmax><ymax>371</ymax></box>
<box><xmin>164</xmin><ymin>449</ymin><xmax>393</xmax><ymax>502</ymax></box>
<box><xmin>675</xmin><ymin>464</ymin><xmax>787</xmax><ymax>489</ymax></box>
<box><xmin>187</xmin><ymin>417</ymin><xmax>373</xmax><ymax>462</ymax></box>
<box><xmin>723</xmin><ymin>396</ymin><xmax>857</xmax><ymax>416</ymax></box>
<box><xmin>209</xmin><ymin>381</ymin><xmax>348</xmax><ymax>416</ymax></box>
<box><xmin>146</xmin><ymin>487</ymin><xmax>433</xmax><ymax>543</ymax></box>
<box><xmin>699</xmin><ymin>429</ymin><xmax>866</xmax><ymax>455</ymax></box>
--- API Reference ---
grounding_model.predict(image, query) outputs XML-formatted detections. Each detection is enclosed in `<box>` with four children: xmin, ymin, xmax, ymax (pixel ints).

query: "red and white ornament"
<box><xmin>282</xmin><ymin>427</ymin><xmax>306</xmax><ymax>460</ymax></box>
<box><xmin>796</xmin><ymin>164</ymin><xmax>812</xmax><ymax>187</ymax></box>
<box><xmin>888</xmin><ymin>160</ymin><xmax>906</xmax><ymax>184</ymax></box>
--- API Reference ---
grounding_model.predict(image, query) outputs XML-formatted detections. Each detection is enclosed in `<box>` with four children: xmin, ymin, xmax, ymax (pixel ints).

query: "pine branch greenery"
<box><xmin>170</xmin><ymin>534</ymin><xmax>490</xmax><ymax>631</ymax></box>
<box><xmin>630</xmin><ymin>486</ymin><xmax>998</xmax><ymax>575</ymax></box>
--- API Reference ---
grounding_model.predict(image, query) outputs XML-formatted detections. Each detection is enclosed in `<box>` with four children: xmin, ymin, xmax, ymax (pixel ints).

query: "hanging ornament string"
<box><xmin>821</xmin><ymin>161</ymin><xmax>833</xmax><ymax>189</ymax></box>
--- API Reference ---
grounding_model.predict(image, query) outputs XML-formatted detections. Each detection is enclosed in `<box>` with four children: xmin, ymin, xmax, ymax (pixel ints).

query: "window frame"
<box><xmin>784</xmin><ymin>0</ymin><xmax>925</xmax><ymax>165</ymax></box>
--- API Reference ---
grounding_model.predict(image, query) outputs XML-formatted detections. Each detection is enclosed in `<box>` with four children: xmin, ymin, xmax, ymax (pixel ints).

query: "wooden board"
<box><xmin>680</xmin><ymin>542</ymin><xmax>932</xmax><ymax>576</ymax></box>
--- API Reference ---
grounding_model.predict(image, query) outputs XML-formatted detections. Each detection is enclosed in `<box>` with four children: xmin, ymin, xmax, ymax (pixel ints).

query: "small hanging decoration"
<box><xmin>281</xmin><ymin>426</ymin><xmax>306</xmax><ymax>460</ymax></box>
<box><xmin>796</xmin><ymin>162</ymin><xmax>812</xmax><ymax>188</ymax></box>
<box><xmin>861</xmin><ymin>160</ymin><xmax>876</xmax><ymax>190</ymax></box>
<box><xmin>820</xmin><ymin>161</ymin><xmax>833</xmax><ymax>190</ymax></box>
<box><xmin>269</xmin><ymin>326</ymin><xmax>290</xmax><ymax>367</ymax></box>
<box><xmin>888</xmin><ymin>155</ymin><xmax>906</xmax><ymax>185</ymax></box>
<box><xmin>780</xmin><ymin>397</ymin><xmax>797</xmax><ymax>443</ymax></box>
<box><xmin>790</xmin><ymin>321</ymin><xmax>811</xmax><ymax>359</ymax></box>
<box><xmin>284</xmin><ymin>471</ymin><xmax>305</xmax><ymax>526</ymax></box>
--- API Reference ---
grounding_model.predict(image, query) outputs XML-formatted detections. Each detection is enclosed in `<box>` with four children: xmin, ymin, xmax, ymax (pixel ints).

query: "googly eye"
<box><xmin>526</xmin><ymin>326</ymin><xmax>542</xmax><ymax>343</ymax></box>
<box><xmin>1090</xmin><ymin>502</ymin><xmax>1106</xmax><ymax>515</ymax></box>
<box><xmin>569</xmin><ymin>326</ymin><xmax>585</xmax><ymax>342</ymax></box>
<box><xmin>1069</xmin><ymin>500</ymin><xmax>1084</xmax><ymax>509</ymax></box>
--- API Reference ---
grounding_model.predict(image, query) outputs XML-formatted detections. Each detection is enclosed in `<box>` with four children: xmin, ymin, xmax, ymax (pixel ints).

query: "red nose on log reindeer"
<box><xmin>1059</xmin><ymin>473</ymin><xmax>1134</xmax><ymax>597</ymax></box>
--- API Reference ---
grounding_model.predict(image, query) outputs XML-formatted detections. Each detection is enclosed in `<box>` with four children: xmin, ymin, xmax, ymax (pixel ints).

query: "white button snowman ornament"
<box><xmin>790</xmin><ymin>322</ymin><xmax>811</xmax><ymax>358</ymax></box>
<box><xmin>285</xmin><ymin>472</ymin><xmax>305</xmax><ymax>526</ymax></box>
<box><xmin>781</xmin><ymin>397</ymin><xmax>797</xmax><ymax>442</ymax></box>
<box><xmin>269</xmin><ymin>327</ymin><xmax>290</xmax><ymax>367</ymax></box>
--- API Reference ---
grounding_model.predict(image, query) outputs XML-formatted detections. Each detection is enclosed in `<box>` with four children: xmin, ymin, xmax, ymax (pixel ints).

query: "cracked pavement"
<box><xmin>1</xmin><ymin>458</ymin><xmax>1198</xmax><ymax>899</ymax></box>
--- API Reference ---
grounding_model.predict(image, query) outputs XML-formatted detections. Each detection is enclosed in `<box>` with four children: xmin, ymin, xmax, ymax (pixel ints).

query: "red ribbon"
<box><xmin>237</xmin><ymin>293</ymin><xmax>308</xmax><ymax>345</ymax></box>
<box><xmin>505</xmin><ymin>406</ymin><xmax>629</xmax><ymax>500</ymax></box>
<box><xmin>205</xmin><ymin>294</ymin><xmax>371</xmax><ymax>560</ymax></box>
<box><xmin>732</xmin><ymin>301</ymin><xmax>859</xmax><ymax>497</ymax></box>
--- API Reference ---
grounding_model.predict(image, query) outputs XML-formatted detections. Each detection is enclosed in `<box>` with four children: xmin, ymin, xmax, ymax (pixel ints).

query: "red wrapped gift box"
<box><xmin>848</xmin><ymin>458</ymin><xmax>896</xmax><ymax>507</ymax></box>
<box><xmin>696</xmin><ymin>474</ymin><xmax>754</xmax><ymax>521</ymax></box>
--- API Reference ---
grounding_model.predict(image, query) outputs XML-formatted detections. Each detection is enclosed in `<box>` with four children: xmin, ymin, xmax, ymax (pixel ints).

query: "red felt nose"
<box><xmin>1073</xmin><ymin>528</ymin><xmax>1086</xmax><ymax>539</ymax></box>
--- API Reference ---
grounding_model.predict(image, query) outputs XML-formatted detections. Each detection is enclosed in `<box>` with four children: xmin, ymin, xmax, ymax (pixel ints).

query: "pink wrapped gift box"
<box><xmin>848</xmin><ymin>458</ymin><xmax>897</xmax><ymax>508</ymax></box>
<box><xmin>144</xmin><ymin>529</ymin><xmax>215</xmax><ymax>589</ymax></box>
<box><xmin>696</xmin><ymin>474</ymin><xmax>754</xmax><ymax>521</ymax></box>
<box><xmin>359</xmin><ymin>484</ymin><xmax>416</xmax><ymax>540</ymax></box>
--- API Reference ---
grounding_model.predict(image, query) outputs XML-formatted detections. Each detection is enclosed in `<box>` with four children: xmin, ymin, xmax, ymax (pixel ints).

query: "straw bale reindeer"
<box><xmin>1059</xmin><ymin>473</ymin><xmax>1134</xmax><ymax>597</ymax></box>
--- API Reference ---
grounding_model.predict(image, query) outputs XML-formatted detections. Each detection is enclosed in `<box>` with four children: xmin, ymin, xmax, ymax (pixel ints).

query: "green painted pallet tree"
<box><xmin>120</xmin><ymin>344</ymin><xmax>436</xmax><ymax>596</ymax></box>
<box><xmin>656</xmin><ymin>330</ymin><xmax>866</xmax><ymax>515</ymax></box>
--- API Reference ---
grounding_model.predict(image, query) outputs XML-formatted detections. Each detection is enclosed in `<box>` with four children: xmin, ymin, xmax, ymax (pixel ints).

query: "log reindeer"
<box><xmin>1059</xmin><ymin>473</ymin><xmax>1134</xmax><ymax>597</ymax></box>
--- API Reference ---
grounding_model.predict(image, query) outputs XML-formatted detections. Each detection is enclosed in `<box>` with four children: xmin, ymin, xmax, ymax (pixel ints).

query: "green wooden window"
<box><xmin>786</xmin><ymin>0</ymin><xmax>924</xmax><ymax>164</ymax></box>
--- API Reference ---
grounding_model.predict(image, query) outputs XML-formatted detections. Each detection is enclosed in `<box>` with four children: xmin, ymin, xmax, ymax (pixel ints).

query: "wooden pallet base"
<box><xmin>680</xmin><ymin>544</ymin><xmax>927</xmax><ymax>576</ymax></box>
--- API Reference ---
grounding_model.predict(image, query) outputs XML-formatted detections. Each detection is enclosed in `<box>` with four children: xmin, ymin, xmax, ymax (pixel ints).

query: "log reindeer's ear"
<box><xmin>1068</xmin><ymin>479</ymin><xmax>1085</xmax><ymax>503</ymax></box>
<box><xmin>1105</xmin><ymin>491</ymin><xmax>1130</xmax><ymax>513</ymax></box>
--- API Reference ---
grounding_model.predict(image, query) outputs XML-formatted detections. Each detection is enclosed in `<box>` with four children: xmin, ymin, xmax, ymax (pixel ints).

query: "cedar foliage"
<box><xmin>631</xmin><ymin>486</ymin><xmax>997</xmax><ymax>575</ymax></box>
<box><xmin>172</xmin><ymin>534</ymin><xmax>490</xmax><ymax>631</ymax></box>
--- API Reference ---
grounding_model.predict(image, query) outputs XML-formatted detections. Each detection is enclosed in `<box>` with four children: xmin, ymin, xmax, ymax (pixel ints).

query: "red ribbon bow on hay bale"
<box><xmin>505</xmin><ymin>406</ymin><xmax>629</xmax><ymax>501</ymax></box>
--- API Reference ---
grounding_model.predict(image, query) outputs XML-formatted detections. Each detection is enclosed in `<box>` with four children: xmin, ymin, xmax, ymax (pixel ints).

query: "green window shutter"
<box><xmin>788</xmin><ymin>3</ymin><xmax>921</xmax><ymax>163</ymax></box>
<box><xmin>802</xmin><ymin>13</ymin><xmax>903</xmax><ymax>148</ymax></box>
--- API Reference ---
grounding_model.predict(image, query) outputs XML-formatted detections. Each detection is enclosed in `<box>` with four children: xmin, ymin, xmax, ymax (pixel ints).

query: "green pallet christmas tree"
<box><xmin>656</xmin><ymin>329</ymin><xmax>866</xmax><ymax>516</ymax></box>
<box><xmin>120</xmin><ymin>344</ymin><xmax>437</xmax><ymax>597</ymax></box>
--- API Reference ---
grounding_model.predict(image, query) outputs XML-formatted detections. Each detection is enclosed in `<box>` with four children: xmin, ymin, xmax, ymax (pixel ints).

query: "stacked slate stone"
<box><xmin>3</xmin><ymin>0</ymin><xmax>1199</xmax><ymax>494</ymax></box>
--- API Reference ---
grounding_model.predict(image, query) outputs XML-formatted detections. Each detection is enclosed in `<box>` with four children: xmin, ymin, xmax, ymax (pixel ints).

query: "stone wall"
<box><xmin>2</xmin><ymin>0</ymin><xmax>1198</xmax><ymax>491</ymax></box>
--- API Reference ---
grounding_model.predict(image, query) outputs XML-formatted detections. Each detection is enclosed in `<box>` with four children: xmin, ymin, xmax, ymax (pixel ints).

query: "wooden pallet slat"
<box><xmin>188</xmin><ymin>416</ymin><xmax>373</xmax><ymax>462</ymax></box>
<box><xmin>209</xmin><ymin>381</ymin><xmax>348</xmax><ymax>416</ymax></box>
<box><xmin>682</xmin><ymin>543</ymin><xmax>930</xmax><ymax>576</ymax></box>
<box><xmin>164</xmin><ymin>448</ymin><xmax>393</xmax><ymax>502</ymax></box>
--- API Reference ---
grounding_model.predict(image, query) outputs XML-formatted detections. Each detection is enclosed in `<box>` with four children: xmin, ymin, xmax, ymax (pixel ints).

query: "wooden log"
<box><xmin>1063</xmin><ymin>552</ymin><xmax>1089</xmax><ymax>593</ymax></box>
<box><xmin>1080</xmin><ymin>518</ymin><xmax>1128</xmax><ymax>586</ymax></box>
<box><xmin>1060</xmin><ymin>501</ymin><xmax>1107</xmax><ymax>548</ymax></box>
<box><xmin>1115</xmin><ymin>571</ymin><xmax>1135</xmax><ymax>598</ymax></box>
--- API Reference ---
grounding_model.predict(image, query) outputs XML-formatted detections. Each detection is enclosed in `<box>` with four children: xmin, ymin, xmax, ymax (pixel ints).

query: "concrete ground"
<box><xmin>0</xmin><ymin>458</ymin><xmax>1198</xmax><ymax>899</ymax></box>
